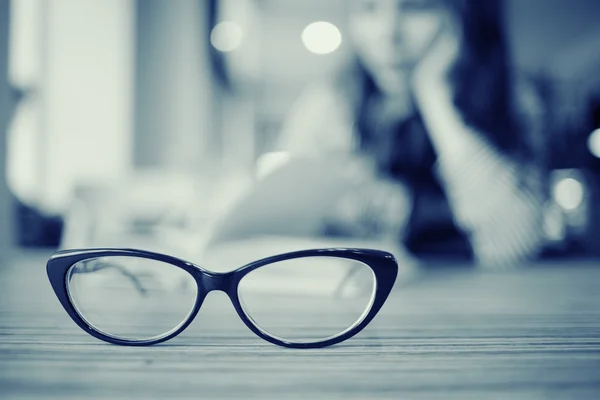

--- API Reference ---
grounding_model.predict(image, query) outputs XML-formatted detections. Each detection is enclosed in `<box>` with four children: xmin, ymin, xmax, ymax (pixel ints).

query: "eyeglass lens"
<box><xmin>67</xmin><ymin>256</ymin><xmax>198</xmax><ymax>341</ymax></box>
<box><xmin>238</xmin><ymin>256</ymin><xmax>376</xmax><ymax>343</ymax></box>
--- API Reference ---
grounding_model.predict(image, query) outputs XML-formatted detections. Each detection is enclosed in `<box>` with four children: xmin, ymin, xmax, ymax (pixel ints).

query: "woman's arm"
<box><xmin>415</xmin><ymin>76</ymin><xmax>546</xmax><ymax>267</ymax></box>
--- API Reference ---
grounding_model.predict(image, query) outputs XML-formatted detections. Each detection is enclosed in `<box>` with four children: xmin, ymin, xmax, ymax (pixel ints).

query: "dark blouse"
<box><xmin>359</xmin><ymin>95</ymin><xmax>473</xmax><ymax>260</ymax></box>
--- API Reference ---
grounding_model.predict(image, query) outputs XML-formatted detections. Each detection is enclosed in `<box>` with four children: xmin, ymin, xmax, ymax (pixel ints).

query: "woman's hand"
<box><xmin>410</xmin><ymin>16</ymin><xmax>467</xmax><ymax>162</ymax></box>
<box><xmin>411</xmin><ymin>16</ymin><xmax>460</xmax><ymax>95</ymax></box>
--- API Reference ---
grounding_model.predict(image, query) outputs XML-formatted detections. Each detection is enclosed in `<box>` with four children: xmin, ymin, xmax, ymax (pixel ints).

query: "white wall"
<box><xmin>42</xmin><ymin>0</ymin><xmax>134</xmax><ymax>213</ymax></box>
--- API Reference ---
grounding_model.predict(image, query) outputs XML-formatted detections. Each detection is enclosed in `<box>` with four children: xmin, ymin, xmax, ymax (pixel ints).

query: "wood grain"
<box><xmin>1</xmin><ymin>250</ymin><xmax>599</xmax><ymax>399</ymax></box>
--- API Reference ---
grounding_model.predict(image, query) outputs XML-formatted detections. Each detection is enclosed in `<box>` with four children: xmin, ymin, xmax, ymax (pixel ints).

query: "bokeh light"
<box><xmin>553</xmin><ymin>177</ymin><xmax>585</xmax><ymax>211</ymax></box>
<box><xmin>587</xmin><ymin>128</ymin><xmax>600</xmax><ymax>158</ymax></box>
<box><xmin>301</xmin><ymin>21</ymin><xmax>342</xmax><ymax>55</ymax></box>
<box><xmin>211</xmin><ymin>21</ymin><xmax>243</xmax><ymax>52</ymax></box>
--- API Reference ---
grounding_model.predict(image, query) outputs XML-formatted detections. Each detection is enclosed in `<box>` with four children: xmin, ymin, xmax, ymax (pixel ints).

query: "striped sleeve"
<box><xmin>417</xmin><ymin>77</ymin><xmax>546</xmax><ymax>268</ymax></box>
<box><xmin>433</xmin><ymin>135</ymin><xmax>545</xmax><ymax>267</ymax></box>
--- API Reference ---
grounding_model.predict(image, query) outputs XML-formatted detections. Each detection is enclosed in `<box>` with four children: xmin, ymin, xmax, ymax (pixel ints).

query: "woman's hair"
<box><xmin>339</xmin><ymin>0</ymin><xmax>528</xmax><ymax>158</ymax></box>
<box><xmin>448</xmin><ymin>0</ymin><xmax>518</xmax><ymax>153</ymax></box>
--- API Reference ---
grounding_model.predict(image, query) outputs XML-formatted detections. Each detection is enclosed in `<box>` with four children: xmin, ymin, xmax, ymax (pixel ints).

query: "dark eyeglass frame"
<box><xmin>47</xmin><ymin>247</ymin><xmax>398</xmax><ymax>349</ymax></box>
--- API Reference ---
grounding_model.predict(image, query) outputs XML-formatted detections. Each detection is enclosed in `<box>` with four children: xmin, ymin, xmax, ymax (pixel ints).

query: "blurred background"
<box><xmin>1</xmin><ymin>0</ymin><xmax>600</xmax><ymax>263</ymax></box>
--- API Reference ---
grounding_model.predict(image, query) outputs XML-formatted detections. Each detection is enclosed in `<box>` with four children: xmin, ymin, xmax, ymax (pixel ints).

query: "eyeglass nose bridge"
<box><xmin>199</xmin><ymin>270</ymin><xmax>235</xmax><ymax>293</ymax></box>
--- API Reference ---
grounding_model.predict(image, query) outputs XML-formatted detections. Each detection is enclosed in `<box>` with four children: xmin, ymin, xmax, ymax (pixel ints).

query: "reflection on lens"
<box><xmin>67</xmin><ymin>256</ymin><xmax>198</xmax><ymax>341</ymax></box>
<box><xmin>238</xmin><ymin>256</ymin><xmax>376</xmax><ymax>343</ymax></box>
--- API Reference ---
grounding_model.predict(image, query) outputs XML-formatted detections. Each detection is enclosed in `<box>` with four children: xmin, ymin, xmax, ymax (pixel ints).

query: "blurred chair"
<box><xmin>60</xmin><ymin>170</ymin><xmax>207</xmax><ymax>258</ymax></box>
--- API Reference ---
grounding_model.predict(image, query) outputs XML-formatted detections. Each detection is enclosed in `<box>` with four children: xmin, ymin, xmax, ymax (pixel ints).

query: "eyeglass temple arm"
<box><xmin>333</xmin><ymin>263</ymin><xmax>364</xmax><ymax>297</ymax></box>
<box><xmin>73</xmin><ymin>261</ymin><xmax>148</xmax><ymax>296</ymax></box>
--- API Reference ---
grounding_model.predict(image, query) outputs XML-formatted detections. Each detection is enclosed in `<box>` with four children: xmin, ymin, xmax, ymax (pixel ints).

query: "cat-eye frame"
<box><xmin>47</xmin><ymin>247</ymin><xmax>398</xmax><ymax>349</ymax></box>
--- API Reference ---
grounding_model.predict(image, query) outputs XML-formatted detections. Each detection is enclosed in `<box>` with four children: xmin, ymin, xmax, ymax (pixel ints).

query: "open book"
<box><xmin>204</xmin><ymin>154</ymin><xmax>368</xmax><ymax>245</ymax></box>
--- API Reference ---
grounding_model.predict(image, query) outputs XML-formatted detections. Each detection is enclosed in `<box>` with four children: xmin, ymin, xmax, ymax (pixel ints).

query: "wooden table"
<box><xmin>1</xmin><ymin>250</ymin><xmax>599</xmax><ymax>399</ymax></box>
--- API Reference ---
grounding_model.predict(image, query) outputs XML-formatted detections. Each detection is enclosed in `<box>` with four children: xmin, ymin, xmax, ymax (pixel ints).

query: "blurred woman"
<box><xmin>274</xmin><ymin>0</ymin><xmax>547</xmax><ymax>267</ymax></box>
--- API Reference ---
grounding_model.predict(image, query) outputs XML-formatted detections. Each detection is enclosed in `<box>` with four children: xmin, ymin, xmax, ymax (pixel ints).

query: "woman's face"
<box><xmin>349</xmin><ymin>0</ymin><xmax>452</xmax><ymax>88</ymax></box>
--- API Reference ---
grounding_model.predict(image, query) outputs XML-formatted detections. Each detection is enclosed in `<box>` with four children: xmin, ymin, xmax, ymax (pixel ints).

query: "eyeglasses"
<box><xmin>47</xmin><ymin>248</ymin><xmax>398</xmax><ymax>349</ymax></box>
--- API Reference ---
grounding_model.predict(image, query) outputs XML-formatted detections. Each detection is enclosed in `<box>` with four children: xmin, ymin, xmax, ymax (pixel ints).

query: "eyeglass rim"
<box><xmin>47</xmin><ymin>247</ymin><xmax>398</xmax><ymax>349</ymax></box>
